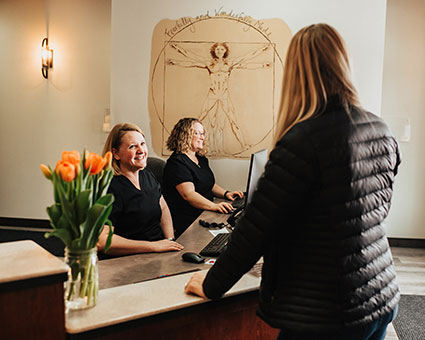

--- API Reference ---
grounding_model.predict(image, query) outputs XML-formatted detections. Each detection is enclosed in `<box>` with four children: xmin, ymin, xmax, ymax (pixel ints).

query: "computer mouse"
<box><xmin>182</xmin><ymin>252</ymin><xmax>205</xmax><ymax>264</ymax></box>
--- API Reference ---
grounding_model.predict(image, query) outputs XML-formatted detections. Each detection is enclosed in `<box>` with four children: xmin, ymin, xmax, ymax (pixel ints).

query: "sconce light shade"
<box><xmin>41</xmin><ymin>38</ymin><xmax>53</xmax><ymax>79</ymax></box>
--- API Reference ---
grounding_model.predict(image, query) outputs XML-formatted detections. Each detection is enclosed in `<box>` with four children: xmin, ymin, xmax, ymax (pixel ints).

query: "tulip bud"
<box><xmin>40</xmin><ymin>164</ymin><xmax>53</xmax><ymax>180</ymax></box>
<box><xmin>103</xmin><ymin>152</ymin><xmax>112</xmax><ymax>170</ymax></box>
<box><xmin>55</xmin><ymin>160</ymin><xmax>61</xmax><ymax>174</ymax></box>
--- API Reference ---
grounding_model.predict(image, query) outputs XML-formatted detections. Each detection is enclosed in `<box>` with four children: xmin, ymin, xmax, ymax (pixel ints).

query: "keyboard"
<box><xmin>199</xmin><ymin>233</ymin><xmax>231</xmax><ymax>257</ymax></box>
<box><xmin>231</xmin><ymin>196</ymin><xmax>246</xmax><ymax>209</ymax></box>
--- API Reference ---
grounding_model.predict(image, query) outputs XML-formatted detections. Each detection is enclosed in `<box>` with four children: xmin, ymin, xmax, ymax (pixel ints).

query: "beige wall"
<box><xmin>381</xmin><ymin>0</ymin><xmax>425</xmax><ymax>238</ymax></box>
<box><xmin>0</xmin><ymin>0</ymin><xmax>111</xmax><ymax>219</ymax></box>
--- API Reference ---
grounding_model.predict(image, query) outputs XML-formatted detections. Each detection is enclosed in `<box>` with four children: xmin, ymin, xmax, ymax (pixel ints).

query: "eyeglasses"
<box><xmin>193</xmin><ymin>131</ymin><xmax>205</xmax><ymax>137</ymax></box>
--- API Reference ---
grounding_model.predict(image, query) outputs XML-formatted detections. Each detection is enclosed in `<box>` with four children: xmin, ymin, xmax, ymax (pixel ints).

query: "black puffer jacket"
<box><xmin>203</xmin><ymin>100</ymin><xmax>401</xmax><ymax>333</ymax></box>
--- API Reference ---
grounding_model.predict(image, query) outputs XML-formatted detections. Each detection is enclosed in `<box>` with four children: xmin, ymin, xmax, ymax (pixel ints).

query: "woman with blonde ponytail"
<box><xmin>274</xmin><ymin>24</ymin><xmax>361</xmax><ymax>143</ymax></box>
<box><xmin>186</xmin><ymin>24</ymin><xmax>401</xmax><ymax>340</ymax></box>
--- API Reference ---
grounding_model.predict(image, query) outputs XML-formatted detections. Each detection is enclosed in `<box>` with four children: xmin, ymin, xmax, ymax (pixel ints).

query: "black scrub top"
<box><xmin>163</xmin><ymin>152</ymin><xmax>215</xmax><ymax>237</ymax></box>
<box><xmin>108</xmin><ymin>169</ymin><xmax>164</xmax><ymax>241</ymax></box>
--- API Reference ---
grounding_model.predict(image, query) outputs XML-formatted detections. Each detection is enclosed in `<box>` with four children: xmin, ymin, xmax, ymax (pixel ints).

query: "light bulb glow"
<box><xmin>41</xmin><ymin>38</ymin><xmax>53</xmax><ymax>78</ymax></box>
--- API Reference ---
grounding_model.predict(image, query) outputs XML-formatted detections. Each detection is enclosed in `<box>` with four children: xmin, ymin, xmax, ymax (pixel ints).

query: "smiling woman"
<box><xmin>163</xmin><ymin>118</ymin><xmax>244</xmax><ymax>237</ymax></box>
<box><xmin>98</xmin><ymin>123</ymin><xmax>184</xmax><ymax>257</ymax></box>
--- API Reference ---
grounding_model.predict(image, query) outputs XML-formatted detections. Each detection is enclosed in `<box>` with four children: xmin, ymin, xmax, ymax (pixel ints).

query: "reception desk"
<box><xmin>1</xmin><ymin>210</ymin><xmax>279</xmax><ymax>339</ymax></box>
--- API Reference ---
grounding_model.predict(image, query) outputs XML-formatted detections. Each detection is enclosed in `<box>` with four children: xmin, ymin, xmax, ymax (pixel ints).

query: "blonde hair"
<box><xmin>102</xmin><ymin>123</ymin><xmax>145</xmax><ymax>175</ymax></box>
<box><xmin>166</xmin><ymin>118</ymin><xmax>207</xmax><ymax>155</ymax></box>
<box><xmin>274</xmin><ymin>23</ymin><xmax>361</xmax><ymax>145</ymax></box>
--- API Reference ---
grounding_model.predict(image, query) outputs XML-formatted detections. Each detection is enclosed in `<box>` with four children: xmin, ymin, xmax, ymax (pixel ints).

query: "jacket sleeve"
<box><xmin>202</xmin><ymin>127</ymin><xmax>318</xmax><ymax>299</ymax></box>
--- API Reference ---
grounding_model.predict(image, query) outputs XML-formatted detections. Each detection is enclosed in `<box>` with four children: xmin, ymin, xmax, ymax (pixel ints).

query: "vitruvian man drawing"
<box><xmin>166</xmin><ymin>42</ymin><xmax>272</xmax><ymax>156</ymax></box>
<box><xmin>149</xmin><ymin>16</ymin><xmax>291</xmax><ymax>159</ymax></box>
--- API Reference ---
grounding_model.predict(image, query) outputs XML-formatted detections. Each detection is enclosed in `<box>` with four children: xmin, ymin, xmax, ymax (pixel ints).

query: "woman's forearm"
<box><xmin>212</xmin><ymin>183</ymin><xmax>226</xmax><ymax>198</ymax></box>
<box><xmin>97</xmin><ymin>228</ymin><xmax>157</xmax><ymax>255</ymax></box>
<box><xmin>97</xmin><ymin>226</ymin><xmax>183</xmax><ymax>255</ymax></box>
<box><xmin>183</xmin><ymin>190</ymin><xmax>217</xmax><ymax>210</ymax></box>
<box><xmin>159</xmin><ymin>196</ymin><xmax>175</xmax><ymax>239</ymax></box>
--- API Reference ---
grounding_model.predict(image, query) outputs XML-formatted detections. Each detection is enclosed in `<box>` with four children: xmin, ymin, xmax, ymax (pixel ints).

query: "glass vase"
<box><xmin>64</xmin><ymin>247</ymin><xmax>99</xmax><ymax>313</ymax></box>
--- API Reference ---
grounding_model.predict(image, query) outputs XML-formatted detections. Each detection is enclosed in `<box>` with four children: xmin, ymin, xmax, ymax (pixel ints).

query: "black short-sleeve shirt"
<box><xmin>108</xmin><ymin>169</ymin><xmax>164</xmax><ymax>241</ymax></box>
<box><xmin>163</xmin><ymin>152</ymin><xmax>215</xmax><ymax>236</ymax></box>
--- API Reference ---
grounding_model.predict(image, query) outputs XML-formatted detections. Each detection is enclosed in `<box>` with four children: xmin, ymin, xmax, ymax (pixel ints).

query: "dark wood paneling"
<box><xmin>0</xmin><ymin>282</ymin><xmax>66</xmax><ymax>340</ymax></box>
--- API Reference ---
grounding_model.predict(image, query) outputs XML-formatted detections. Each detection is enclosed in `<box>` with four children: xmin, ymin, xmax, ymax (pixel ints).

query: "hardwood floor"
<box><xmin>385</xmin><ymin>246</ymin><xmax>425</xmax><ymax>340</ymax></box>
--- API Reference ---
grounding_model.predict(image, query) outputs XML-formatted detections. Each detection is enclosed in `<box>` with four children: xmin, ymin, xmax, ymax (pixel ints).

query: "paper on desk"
<box><xmin>209</xmin><ymin>228</ymin><xmax>229</xmax><ymax>237</ymax></box>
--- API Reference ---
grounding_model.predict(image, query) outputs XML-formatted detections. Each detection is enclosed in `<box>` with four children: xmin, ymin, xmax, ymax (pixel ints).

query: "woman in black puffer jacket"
<box><xmin>185</xmin><ymin>23</ymin><xmax>401</xmax><ymax>340</ymax></box>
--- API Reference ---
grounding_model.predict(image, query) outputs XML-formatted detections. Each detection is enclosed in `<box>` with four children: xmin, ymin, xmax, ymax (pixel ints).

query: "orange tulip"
<box><xmin>62</xmin><ymin>150</ymin><xmax>80</xmax><ymax>167</ymax></box>
<box><xmin>40</xmin><ymin>164</ymin><xmax>53</xmax><ymax>180</ymax></box>
<box><xmin>85</xmin><ymin>152</ymin><xmax>106</xmax><ymax>175</ymax></box>
<box><xmin>55</xmin><ymin>161</ymin><xmax>76</xmax><ymax>182</ymax></box>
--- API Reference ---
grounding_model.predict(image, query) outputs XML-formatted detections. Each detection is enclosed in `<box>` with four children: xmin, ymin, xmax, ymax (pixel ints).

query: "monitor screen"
<box><xmin>246</xmin><ymin>149</ymin><xmax>268</xmax><ymax>205</ymax></box>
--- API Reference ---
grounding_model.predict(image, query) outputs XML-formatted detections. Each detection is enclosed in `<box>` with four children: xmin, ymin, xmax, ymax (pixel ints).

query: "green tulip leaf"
<box><xmin>95</xmin><ymin>193</ymin><xmax>114</xmax><ymax>207</ymax></box>
<box><xmin>81</xmin><ymin>197</ymin><xmax>114</xmax><ymax>249</ymax></box>
<box><xmin>46</xmin><ymin>203</ymin><xmax>62</xmax><ymax>227</ymax></box>
<box><xmin>80</xmin><ymin>204</ymin><xmax>106</xmax><ymax>249</ymax></box>
<box><xmin>45</xmin><ymin>228</ymin><xmax>72</xmax><ymax>248</ymax></box>
<box><xmin>98</xmin><ymin>170</ymin><xmax>113</xmax><ymax>198</ymax></box>
<box><xmin>76</xmin><ymin>190</ymin><xmax>92</xmax><ymax>226</ymax></box>
<box><xmin>56</xmin><ymin>180</ymin><xmax>79</xmax><ymax>237</ymax></box>
<box><xmin>103</xmin><ymin>219</ymin><xmax>114</xmax><ymax>253</ymax></box>
<box><xmin>54</xmin><ymin>211</ymin><xmax>75</xmax><ymax>241</ymax></box>
<box><xmin>70</xmin><ymin>238</ymin><xmax>85</xmax><ymax>250</ymax></box>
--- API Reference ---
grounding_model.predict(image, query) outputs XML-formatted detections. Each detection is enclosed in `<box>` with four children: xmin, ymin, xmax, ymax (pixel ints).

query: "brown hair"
<box><xmin>166</xmin><ymin>118</ymin><xmax>206</xmax><ymax>155</ymax></box>
<box><xmin>210</xmin><ymin>42</ymin><xmax>229</xmax><ymax>59</ymax></box>
<box><xmin>274</xmin><ymin>23</ymin><xmax>361</xmax><ymax>145</ymax></box>
<box><xmin>102</xmin><ymin>123</ymin><xmax>145</xmax><ymax>175</ymax></box>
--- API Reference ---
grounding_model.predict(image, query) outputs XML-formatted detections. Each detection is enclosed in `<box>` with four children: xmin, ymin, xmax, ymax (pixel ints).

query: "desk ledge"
<box><xmin>66</xmin><ymin>269</ymin><xmax>261</xmax><ymax>334</ymax></box>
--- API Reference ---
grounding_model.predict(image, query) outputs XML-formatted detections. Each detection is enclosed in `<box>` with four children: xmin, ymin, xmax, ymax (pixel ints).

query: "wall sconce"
<box><xmin>41</xmin><ymin>38</ymin><xmax>53</xmax><ymax>79</ymax></box>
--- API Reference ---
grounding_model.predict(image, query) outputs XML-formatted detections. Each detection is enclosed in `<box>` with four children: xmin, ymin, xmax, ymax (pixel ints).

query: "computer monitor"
<box><xmin>245</xmin><ymin>148</ymin><xmax>268</xmax><ymax>205</ymax></box>
<box><xmin>227</xmin><ymin>149</ymin><xmax>268</xmax><ymax>227</ymax></box>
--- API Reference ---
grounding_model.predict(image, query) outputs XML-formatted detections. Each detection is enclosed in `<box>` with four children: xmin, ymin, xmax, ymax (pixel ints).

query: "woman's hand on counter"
<box><xmin>185</xmin><ymin>272</ymin><xmax>207</xmax><ymax>298</ymax></box>
<box><xmin>152</xmin><ymin>239</ymin><xmax>184</xmax><ymax>252</ymax></box>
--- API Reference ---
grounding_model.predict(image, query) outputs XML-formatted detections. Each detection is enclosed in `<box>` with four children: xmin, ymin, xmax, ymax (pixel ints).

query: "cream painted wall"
<box><xmin>0</xmin><ymin>0</ymin><xmax>111</xmax><ymax>219</ymax></box>
<box><xmin>110</xmin><ymin>1</ymin><xmax>387</xmax><ymax>209</ymax></box>
<box><xmin>381</xmin><ymin>0</ymin><xmax>425</xmax><ymax>238</ymax></box>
